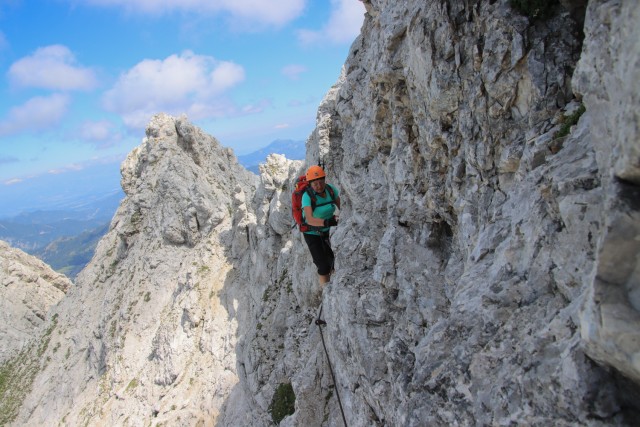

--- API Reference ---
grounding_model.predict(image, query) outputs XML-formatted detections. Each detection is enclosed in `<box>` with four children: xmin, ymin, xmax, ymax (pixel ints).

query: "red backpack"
<box><xmin>291</xmin><ymin>175</ymin><xmax>336</xmax><ymax>232</ymax></box>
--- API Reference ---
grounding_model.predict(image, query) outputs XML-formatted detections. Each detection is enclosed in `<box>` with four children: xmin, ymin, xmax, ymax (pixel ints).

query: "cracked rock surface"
<box><xmin>5</xmin><ymin>1</ymin><xmax>640</xmax><ymax>426</ymax></box>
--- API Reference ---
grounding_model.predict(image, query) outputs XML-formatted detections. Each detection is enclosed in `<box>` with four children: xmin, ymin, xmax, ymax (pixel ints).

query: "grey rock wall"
<box><xmin>9</xmin><ymin>114</ymin><xmax>258</xmax><ymax>426</ymax></box>
<box><xmin>0</xmin><ymin>240</ymin><xmax>70</xmax><ymax>364</ymax></box>
<box><xmin>233</xmin><ymin>0</ymin><xmax>640</xmax><ymax>426</ymax></box>
<box><xmin>573</xmin><ymin>1</ymin><xmax>640</xmax><ymax>388</ymax></box>
<box><xmin>5</xmin><ymin>1</ymin><xmax>640</xmax><ymax>426</ymax></box>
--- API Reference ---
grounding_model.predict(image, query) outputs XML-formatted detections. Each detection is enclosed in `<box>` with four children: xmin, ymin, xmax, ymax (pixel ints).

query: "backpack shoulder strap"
<box><xmin>308</xmin><ymin>185</ymin><xmax>336</xmax><ymax>211</ymax></box>
<box><xmin>326</xmin><ymin>184</ymin><xmax>336</xmax><ymax>201</ymax></box>
<box><xmin>306</xmin><ymin>187</ymin><xmax>318</xmax><ymax>210</ymax></box>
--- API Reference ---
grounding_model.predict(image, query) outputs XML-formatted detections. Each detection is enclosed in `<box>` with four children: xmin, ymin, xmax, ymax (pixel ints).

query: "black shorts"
<box><xmin>303</xmin><ymin>233</ymin><xmax>334</xmax><ymax>276</ymax></box>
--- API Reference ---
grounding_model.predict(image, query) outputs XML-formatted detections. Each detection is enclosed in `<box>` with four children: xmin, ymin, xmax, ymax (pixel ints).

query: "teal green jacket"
<box><xmin>301</xmin><ymin>184</ymin><xmax>339</xmax><ymax>235</ymax></box>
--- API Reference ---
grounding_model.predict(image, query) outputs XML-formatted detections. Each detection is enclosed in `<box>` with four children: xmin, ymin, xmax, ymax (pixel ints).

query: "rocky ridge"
<box><xmin>3</xmin><ymin>1</ymin><xmax>640</xmax><ymax>426</ymax></box>
<box><xmin>0</xmin><ymin>240</ymin><xmax>70</xmax><ymax>364</ymax></box>
<box><xmin>3</xmin><ymin>114</ymin><xmax>259</xmax><ymax>425</ymax></box>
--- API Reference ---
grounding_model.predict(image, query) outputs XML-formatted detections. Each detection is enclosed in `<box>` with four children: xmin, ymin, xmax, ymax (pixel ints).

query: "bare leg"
<box><xmin>319</xmin><ymin>274</ymin><xmax>331</xmax><ymax>286</ymax></box>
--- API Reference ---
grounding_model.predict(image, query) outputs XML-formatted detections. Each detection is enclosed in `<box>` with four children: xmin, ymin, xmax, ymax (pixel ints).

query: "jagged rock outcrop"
<box><xmin>0</xmin><ymin>240</ymin><xmax>70</xmax><ymax>364</ymax></box>
<box><xmin>5</xmin><ymin>114</ymin><xmax>258</xmax><ymax>426</ymax></box>
<box><xmin>5</xmin><ymin>1</ymin><xmax>640</xmax><ymax>426</ymax></box>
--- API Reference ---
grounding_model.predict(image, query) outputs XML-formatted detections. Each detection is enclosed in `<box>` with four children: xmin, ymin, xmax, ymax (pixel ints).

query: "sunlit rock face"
<box><xmin>8</xmin><ymin>1</ymin><xmax>640</xmax><ymax>426</ymax></box>
<box><xmin>0</xmin><ymin>240</ymin><xmax>70</xmax><ymax>364</ymax></box>
<box><xmin>233</xmin><ymin>0</ymin><xmax>640</xmax><ymax>425</ymax></box>
<box><xmin>278</xmin><ymin>1</ymin><xmax>639</xmax><ymax>425</ymax></box>
<box><xmin>11</xmin><ymin>114</ymin><xmax>261</xmax><ymax>426</ymax></box>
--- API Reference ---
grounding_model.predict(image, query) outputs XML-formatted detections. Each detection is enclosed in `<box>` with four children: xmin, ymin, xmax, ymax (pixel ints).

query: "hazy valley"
<box><xmin>0</xmin><ymin>139</ymin><xmax>304</xmax><ymax>280</ymax></box>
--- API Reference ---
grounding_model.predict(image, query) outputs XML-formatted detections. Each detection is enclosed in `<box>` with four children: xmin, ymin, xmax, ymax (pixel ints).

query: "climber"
<box><xmin>301</xmin><ymin>165</ymin><xmax>340</xmax><ymax>287</ymax></box>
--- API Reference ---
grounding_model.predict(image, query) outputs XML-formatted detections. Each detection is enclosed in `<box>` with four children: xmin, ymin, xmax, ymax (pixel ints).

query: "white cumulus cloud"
<box><xmin>75</xmin><ymin>119</ymin><xmax>123</xmax><ymax>148</ymax></box>
<box><xmin>8</xmin><ymin>45</ymin><xmax>98</xmax><ymax>91</ymax></box>
<box><xmin>73</xmin><ymin>0</ymin><xmax>305</xmax><ymax>26</ymax></box>
<box><xmin>0</xmin><ymin>94</ymin><xmax>70</xmax><ymax>136</ymax></box>
<box><xmin>209</xmin><ymin>61</ymin><xmax>247</xmax><ymax>94</ymax></box>
<box><xmin>282</xmin><ymin>64</ymin><xmax>308</xmax><ymax>80</ymax></box>
<box><xmin>78</xmin><ymin>120</ymin><xmax>113</xmax><ymax>141</ymax></box>
<box><xmin>298</xmin><ymin>0</ymin><xmax>365</xmax><ymax>45</ymax></box>
<box><xmin>102</xmin><ymin>51</ymin><xmax>246</xmax><ymax>129</ymax></box>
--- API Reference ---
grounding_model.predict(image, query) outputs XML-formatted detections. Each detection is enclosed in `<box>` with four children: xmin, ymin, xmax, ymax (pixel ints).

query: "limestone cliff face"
<box><xmin>271</xmin><ymin>1</ymin><xmax>640</xmax><ymax>425</ymax></box>
<box><xmin>8</xmin><ymin>114</ymin><xmax>259</xmax><ymax>426</ymax></box>
<box><xmin>0</xmin><ymin>240</ymin><xmax>70</xmax><ymax>364</ymax></box>
<box><xmin>229</xmin><ymin>1</ymin><xmax>640</xmax><ymax>425</ymax></box>
<box><xmin>6</xmin><ymin>1</ymin><xmax>640</xmax><ymax>426</ymax></box>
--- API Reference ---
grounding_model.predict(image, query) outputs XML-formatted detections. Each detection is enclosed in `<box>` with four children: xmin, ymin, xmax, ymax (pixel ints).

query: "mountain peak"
<box><xmin>237</xmin><ymin>138</ymin><xmax>305</xmax><ymax>174</ymax></box>
<box><xmin>4</xmin><ymin>2</ymin><xmax>640</xmax><ymax>426</ymax></box>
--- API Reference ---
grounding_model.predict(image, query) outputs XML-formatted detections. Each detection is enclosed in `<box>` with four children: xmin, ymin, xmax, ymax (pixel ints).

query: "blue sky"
<box><xmin>0</xmin><ymin>0</ymin><xmax>364</xmax><ymax>186</ymax></box>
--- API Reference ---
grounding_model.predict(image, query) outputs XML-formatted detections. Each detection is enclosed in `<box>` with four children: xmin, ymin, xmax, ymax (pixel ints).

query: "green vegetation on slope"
<box><xmin>269</xmin><ymin>382</ymin><xmax>296</xmax><ymax>425</ymax></box>
<box><xmin>0</xmin><ymin>315</ymin><xmax>58</xmax><ymax>425</ymax></box>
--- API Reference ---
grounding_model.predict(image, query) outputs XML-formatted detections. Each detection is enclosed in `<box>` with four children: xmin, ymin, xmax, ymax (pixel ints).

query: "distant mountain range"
<box><xmin>34</xmin><ymin>223</ymin><xmax>110</xmax><ymax>279</ymax></box>
<box><xmin>0</xmin><ymin>190</ymin><xmax>122</xmax><ymax>280</ymax></box>
<box><xmin>237</xmin><ymin>139</ymin><xmax>305</xmax><ymax>173</ymax></box>
<box><xmin>0</xmin><ymin>139</ymin><xmax>306</xmax><ymax>279</ymax></box>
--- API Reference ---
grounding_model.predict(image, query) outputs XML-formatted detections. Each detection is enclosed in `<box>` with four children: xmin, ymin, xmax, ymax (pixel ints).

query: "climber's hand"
<box><xmin>324</xmin><ymin>217</ymin><xmax>338</xmax><ymax>227</ymax></box>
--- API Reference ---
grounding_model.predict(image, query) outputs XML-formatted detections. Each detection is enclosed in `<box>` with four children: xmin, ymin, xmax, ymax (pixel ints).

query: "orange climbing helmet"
<box><xmin>306</xmin><ymin>165</ymin><xmax>326</xmax><ymax>182</ymax></box>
